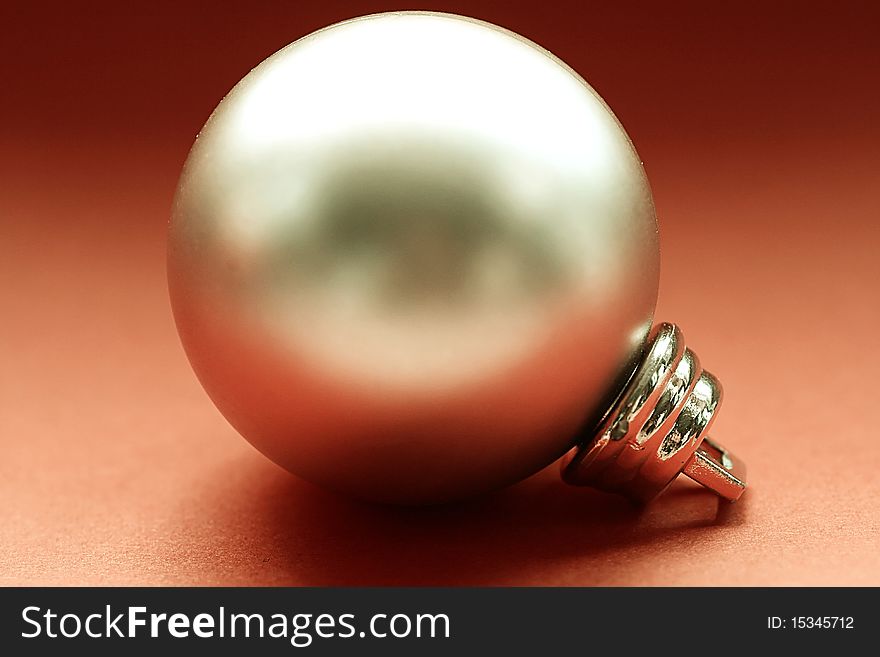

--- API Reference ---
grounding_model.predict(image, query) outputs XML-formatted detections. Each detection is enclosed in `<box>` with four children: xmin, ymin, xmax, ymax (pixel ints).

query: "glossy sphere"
<box><xmin>168</xmin><ymin>12</ymin><xmax>659</xmax><ymax>504</ymax></box>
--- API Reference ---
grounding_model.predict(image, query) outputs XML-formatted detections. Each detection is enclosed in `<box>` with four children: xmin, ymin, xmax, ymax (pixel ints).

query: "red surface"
<box><xmin>1</xmin><ymin>1</ymin><xmax>879</xmax><ymax>585</ymax></box>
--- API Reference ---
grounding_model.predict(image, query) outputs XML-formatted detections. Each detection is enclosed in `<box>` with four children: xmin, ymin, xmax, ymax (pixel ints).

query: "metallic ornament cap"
<box><xmin>561</xmin><ymin>323</ymin><xmax>747</xmax><ymax>503</ymax></box>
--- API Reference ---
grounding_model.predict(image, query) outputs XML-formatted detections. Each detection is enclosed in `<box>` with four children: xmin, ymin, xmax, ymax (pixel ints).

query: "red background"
<box><xmin>1</xmin><ymin>0</ymin><xmax>878</xmax><ymax>585</ymax></box>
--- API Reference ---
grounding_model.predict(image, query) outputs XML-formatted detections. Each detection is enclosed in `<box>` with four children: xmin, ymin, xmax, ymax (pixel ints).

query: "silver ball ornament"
<box><xmin>168</xmin><ymin>12</ymin><xmax>660</xmax><ymax>504</ymax></box>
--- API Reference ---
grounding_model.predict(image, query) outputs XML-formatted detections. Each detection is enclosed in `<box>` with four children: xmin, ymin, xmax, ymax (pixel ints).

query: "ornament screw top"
<box><xmin>561</xmin><ymin>323</ymin><xmax>747</xmax><ymax>502</ymax></box>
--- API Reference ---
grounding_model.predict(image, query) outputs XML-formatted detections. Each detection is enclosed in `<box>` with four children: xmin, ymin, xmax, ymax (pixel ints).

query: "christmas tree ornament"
<box><xmin>168</xmin><ymin>12</ymin><xmax>746</xmax><ymax>504</ymax></box>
